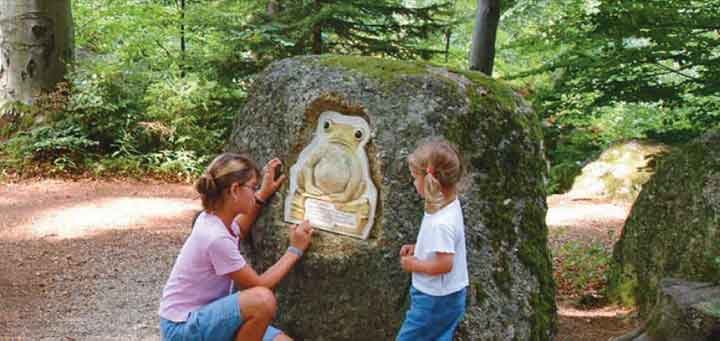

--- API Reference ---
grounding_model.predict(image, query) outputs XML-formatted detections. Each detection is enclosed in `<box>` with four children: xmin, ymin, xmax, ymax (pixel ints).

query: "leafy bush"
<box><xmin>545</xmin><ymin>127</ymin><xmax>601</xmax><ymax>194</ymax></box>
<box><xmin>553</xmin><ymin>238</ymin><xmax>612</xmax><ymax>297</ymax></box>
<box><xmin>1</xmin><ymin>124</ymin><xmax>99</xmax><ymax>172</ymax></box>
<box><xmin>0</xmin><ymin>56</ymin><xmax>242</xmax><ymax>179</ymax></box>
<box><xmin>143</xmin><ymin>72</ymin><xmax>243</xmax><ymax>156</ymax></box>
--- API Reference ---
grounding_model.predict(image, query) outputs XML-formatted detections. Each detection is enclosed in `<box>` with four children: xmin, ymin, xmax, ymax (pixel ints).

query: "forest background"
<box><xmin>0</xmin><ymin>0</ymin><xmax>718</xmax><ymax>195</ymax></box>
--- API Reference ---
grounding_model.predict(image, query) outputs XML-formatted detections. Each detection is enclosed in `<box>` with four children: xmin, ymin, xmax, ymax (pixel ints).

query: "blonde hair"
<box><xmin>195</xmin><ymin>153</ymin><xmax>259</xmax><ymax>211</ymax></box>
<box><xmin>408</xmin><ymin>138</ymin><xmax>465</xmax><ymax>213</ymax></box>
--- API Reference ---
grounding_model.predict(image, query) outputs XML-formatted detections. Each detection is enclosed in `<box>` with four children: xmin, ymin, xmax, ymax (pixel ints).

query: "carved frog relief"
<box><xmin>284</xmin><ymin>111</ymin><xmax>377</xmax><ymax>239</ymax></box>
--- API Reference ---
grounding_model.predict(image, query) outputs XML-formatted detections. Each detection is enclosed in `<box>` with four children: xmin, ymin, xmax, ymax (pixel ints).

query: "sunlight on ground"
<box><xmin>546</xmin><ymin>203</ymin><xmax>629</xmax><ymax>227</ymax></box>
<box><xmin>13</xmin><ymin>197</ymin><xmax>196</xmax><ymax>239</ymax></box>
<box><xmin>558</xmin><ymin>304</ymin><xmax>634</xmax><ymax>318</ymax></box>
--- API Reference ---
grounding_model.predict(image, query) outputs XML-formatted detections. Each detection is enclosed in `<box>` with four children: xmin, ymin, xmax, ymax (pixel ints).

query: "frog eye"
<box><xmin>354</xmin><ymin>129</ymin><xmax>363</xmax><ymax>140</ymax></box>
<box><xmin>324</xmin><ymin>120</ymin><xmax>332</xmax><ymax>131</ymax></box>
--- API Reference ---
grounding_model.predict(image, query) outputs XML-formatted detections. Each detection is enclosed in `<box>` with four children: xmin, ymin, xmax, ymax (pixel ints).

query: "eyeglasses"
<box><xmin>241</xmin><ymin>183</ymin><xmax>261</xmax><ymax>191</ymax></box>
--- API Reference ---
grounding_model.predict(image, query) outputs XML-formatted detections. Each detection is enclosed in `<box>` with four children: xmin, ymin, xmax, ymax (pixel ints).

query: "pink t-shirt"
<box><xmin>159</xmin><ymin>211</ymin><xmax>247</xmax><ymax>322</ymax></box>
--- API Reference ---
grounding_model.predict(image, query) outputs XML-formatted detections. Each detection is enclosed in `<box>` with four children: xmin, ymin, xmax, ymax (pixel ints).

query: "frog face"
<box><xmin>318</xmin><ymin>112</ymin><xmax>370</xmax><ymax>150</ymax></box>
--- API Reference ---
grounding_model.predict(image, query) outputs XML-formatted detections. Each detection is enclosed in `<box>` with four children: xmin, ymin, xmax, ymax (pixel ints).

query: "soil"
<box><xmin>1</xmin><ymin>179</ymin><xmax>640</xmax><ymax>340</ymax></box>
<box><xmin>548</xmin><ymin>194</ymin><xmax>642</xmax><ymax>340</ymax></box>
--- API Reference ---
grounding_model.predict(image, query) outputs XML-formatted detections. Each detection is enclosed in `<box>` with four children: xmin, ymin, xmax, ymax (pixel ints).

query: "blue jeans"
<box><xmin>160</xmin><ymin>293</ymin><xmax>282</xmax><ymax>341</ymax></box>
<box><xmin>396</xmin><ymin>286</ymin><xmax>467</xmax><ymax>341</ymax></box>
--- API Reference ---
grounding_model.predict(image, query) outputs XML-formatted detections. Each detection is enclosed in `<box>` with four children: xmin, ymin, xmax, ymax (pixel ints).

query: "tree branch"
<box><xmin>651</xmin><ymin>62</ymin><xmax>702</xmax><ymax>82</ymax></box>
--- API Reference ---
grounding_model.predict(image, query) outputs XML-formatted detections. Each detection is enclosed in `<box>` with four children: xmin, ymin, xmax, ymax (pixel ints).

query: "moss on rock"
<box><xmin>609</xmin><ymin>131</ymin><xmax>720</xmax><ymax>316</ymax></box>
<box><xmin>229</xmin><ymin>55</ymin><xmax>556</xmax><ymax>340</ymax></box>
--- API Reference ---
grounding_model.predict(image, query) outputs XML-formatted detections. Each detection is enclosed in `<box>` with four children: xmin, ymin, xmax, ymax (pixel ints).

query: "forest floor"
<box><xmin>0</xmin><ymin>178</ymin><xmax>640</xmax><ymax>340</ymax></box>
<box><xmin>547</xmin><ymin>195</ymin><xmax>641</xmax><ymax>340</ymax></box>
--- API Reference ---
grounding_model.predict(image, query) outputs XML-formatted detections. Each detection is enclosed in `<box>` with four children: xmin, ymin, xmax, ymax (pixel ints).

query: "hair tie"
<box><xmin>426</xmin><ymin>167</ymin><xmax>434</xmax><ymax>176</ymax></box>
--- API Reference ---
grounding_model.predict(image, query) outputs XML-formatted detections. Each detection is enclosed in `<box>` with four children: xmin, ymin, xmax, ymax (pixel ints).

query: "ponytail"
<box><xmin>423</xmin><ymin>169</ymin><xmax>446</xmax><ymax>213</ymax></box>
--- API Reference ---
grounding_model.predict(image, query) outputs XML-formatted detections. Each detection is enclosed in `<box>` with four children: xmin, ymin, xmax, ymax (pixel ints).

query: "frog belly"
<box><xmin>313</xmin><ymin>151</ymin><xmax>352</xmax><ymax>194</ymax></box>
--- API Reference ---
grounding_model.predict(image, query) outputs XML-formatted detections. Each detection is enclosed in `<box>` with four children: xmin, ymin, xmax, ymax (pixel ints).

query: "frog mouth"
<box><xmin>327</xmin><ymin>137</ymin><xmax>354</xmax><ymax>150</ymax></box>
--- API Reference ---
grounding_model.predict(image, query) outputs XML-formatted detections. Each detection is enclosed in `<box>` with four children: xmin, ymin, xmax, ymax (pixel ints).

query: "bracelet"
<box><xmin>254</xmin><ymin>193</ymin><xmax>267</xmax><ymax>206</ymax></box>
<box><xmin>287</xmin><ymin>246</ymin><xmax>304</xmax><ymax>258</ymax></box>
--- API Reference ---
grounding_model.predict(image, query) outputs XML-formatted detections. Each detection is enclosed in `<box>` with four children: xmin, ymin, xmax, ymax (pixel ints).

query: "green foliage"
<box><xmin>2</xmin><ymin>0</ymin><xmax>715</xmax><ymax>189</ymax></box>
<box><xmin>483</xmin><ymin>0</ymin><xmax>720</xmax><ymax>193</ymax></box>
<box><xmin>1</xmin><ymin>0</ymin><xmax>249</xmax><ymax>179</ymax></box>
<box><xmin>143</xmin><ymin>73</ymin><xmax>241</xmax><ymax>156</ymax></box>
<box><xmin>1</xmin><ymin>124</ymin><xmax>98</xmax><ymax>172</ymax></box>
<box><xmin>554</xmin><ymin>237</ymin><xmax>613</xmax><ymax>296</ymax></box>
<box><xmin>242</xmin><ymin>0</ymin><xmax>452</xmax><ymax>61</ymax></box>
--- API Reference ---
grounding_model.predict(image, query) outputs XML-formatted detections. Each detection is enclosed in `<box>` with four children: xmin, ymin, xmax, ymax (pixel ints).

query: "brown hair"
<box><xmin>408</xmin><ymin>138</ymin><xmax>465</xmax><ymax>213</ymax></box>
<box><xmin>195</xmin><ymin>153</ymin><xmax>259</xmax><ymax>211</ymax></box>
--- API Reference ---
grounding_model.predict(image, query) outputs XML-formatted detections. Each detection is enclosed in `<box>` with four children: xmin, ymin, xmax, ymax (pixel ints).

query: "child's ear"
<box><xmin>230</xmin><ymin>183</ymin><xmax>240</xmax><ymax>198</ymax></box>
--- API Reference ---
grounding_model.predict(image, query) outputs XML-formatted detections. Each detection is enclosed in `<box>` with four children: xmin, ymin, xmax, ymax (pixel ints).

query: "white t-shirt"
<box><xmin>412</xmin><ymin>198</ymin><xmax>469</xmax><ymax>296</ymax></box>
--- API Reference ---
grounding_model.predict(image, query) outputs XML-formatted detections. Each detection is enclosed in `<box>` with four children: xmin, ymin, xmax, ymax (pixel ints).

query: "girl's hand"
<box><xmin>399</xmin><ymin>244</ymin><xmax>415</xmax><ymax>257</ymax></box>
<box><xmin>290</xmin><ymin>220</ymin><xmax>314</xmax><ymax>252</ymax></box>
<box><xmin>400</xmin><ymin>256</ymin><xmax>420</xmax><ymax>273</ymax></box>
<box><xmin>257</xmin><ymin>158</ymin><xmax>286</xmax><ymax>201</ymax></box>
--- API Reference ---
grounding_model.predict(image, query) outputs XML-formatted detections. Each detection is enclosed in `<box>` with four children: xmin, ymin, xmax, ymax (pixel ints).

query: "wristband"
<box><xmin>288</xmin><ymin>246</ymin><xmax>304</xmax><ymax>258</ymax></box>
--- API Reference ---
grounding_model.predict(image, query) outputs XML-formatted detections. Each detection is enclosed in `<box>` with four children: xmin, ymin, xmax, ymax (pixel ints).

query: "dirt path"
<box><xmin>548</xmin><ymin>194</ymin><xmax>641</xmax><ymax>341</ymax></box>
<box><xmin>1</xmin><ymin>179</ymin><xmax>197</xmax><ymax>340</ymax></box>
<box><xmin>1</xmin><ymin>179</ymin><xmax>639</xmax><ymax>340</ymax></box>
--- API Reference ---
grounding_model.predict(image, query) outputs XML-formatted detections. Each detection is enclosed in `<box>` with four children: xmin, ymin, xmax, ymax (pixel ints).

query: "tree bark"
<box><xmin>311</xmin><ymin>0</ymin><xmax>321</xmax><ymax>54</ymax></box>
<box><xmin>179</xmin><ymin>0</ymin><xmax>186</xmax><ymax>77</ymax></box>
<box><xmin>0</xmin><ymin>0</ymin><xmax>74</xmax><ymax>104</ymax></box>
<box><xmin>469</xmin><ymin>0</ymin><xmax>500</xmax><ymax>76</ymax></box>
<box><xmin>444</xmin><ymin>28</ymin><xmax>452</xmax><ymax>63</ymax></box>
<box><xmin>267</xmin><ymin>0</ymin><xmax>279</xmax><ymax>16</ymax></box>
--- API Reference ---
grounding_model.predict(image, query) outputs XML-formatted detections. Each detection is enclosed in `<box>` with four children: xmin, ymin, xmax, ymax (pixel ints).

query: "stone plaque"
<box><xmin>284</xmin><ymin>111</ymin><xmax>377</xmax><ymax>239</ymax></box>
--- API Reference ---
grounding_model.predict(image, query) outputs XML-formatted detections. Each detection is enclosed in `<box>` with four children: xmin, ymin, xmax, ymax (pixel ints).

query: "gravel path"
<box><xmin>1</xmin><ymin>179</ymin><xmax>638</xmax><ymax>340</ymax></box>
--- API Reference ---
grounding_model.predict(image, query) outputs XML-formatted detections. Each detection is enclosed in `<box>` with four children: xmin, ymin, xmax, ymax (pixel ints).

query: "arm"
<box><xmin>400</xmin><ymin>223</ymin><xmax>456</xmax><ymax>275</ymax></box>
<box><xmin>229</xmin><ymin>221</ymin><xmax>313</xmax><ymax>289</ymax></box>
<box><xmin>235</xmin><ymin>203</ymin><xmax>262</xmax><ymax>240</ymax></box>
<box><xmin>235</xmin><ymin>158</ymin><xmax>286</xmax><ymax>239</ymax></box>
<box><xmin>228</xmin><ymin>250</ymin><xmax>302</xmax><ymax>289</ymax></box>
<box><xmin>401</xmin><ymin>252</ymin><xmax>454</xmax><ymax>276</ymax></box>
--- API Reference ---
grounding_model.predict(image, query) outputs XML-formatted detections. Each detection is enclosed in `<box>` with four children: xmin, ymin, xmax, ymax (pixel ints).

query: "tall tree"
<box><xmin>0</xmin><ymin>0</ymin><xmax>74</xmax><ymax>104</ymax></box>
<box><xmin>244</xmin><ymin>0</ymin><xmax>451</xmax><ymax>60</ymax></box>
<box><xmin>469</xmin><ymin>0</ymin><xmax>500</xmax><ymax>75</ymax></box>
<box><xmin>513</xmin><ymin>0</ymin><xmax>720</xmax><ymax>139</ymax></box>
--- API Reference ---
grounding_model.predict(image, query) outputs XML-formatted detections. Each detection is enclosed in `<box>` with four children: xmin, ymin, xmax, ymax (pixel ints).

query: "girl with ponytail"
<box><xmin>160</xmin><ymin>153</ymin><xmax>313</xmax><ymax>341</ymax></box>
<box><xmin>396</xmin><ymin>138</ymin><xmax>469</xmax><ymax>341</ymax></box>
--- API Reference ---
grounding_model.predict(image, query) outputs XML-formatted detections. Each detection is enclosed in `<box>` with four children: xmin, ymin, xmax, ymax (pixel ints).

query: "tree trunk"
<box><xmin>469</xmin><ymin>0</ymin><xmax>500</xmax><ymax>76</ymax></box>
<box><xmin>179</xmin><ymin>0</ymin><xmax>186</xmax><ymax>77</ymax></box>
<box><xmin>444</xmin><ymin>28</ymin><xmax>452</xmax><ymax>63</ymax></box>
<box><xmin>267</xmin><ymin>0</ymin><xmax>279</xmax><ymax>16</ymax></box>
<box><xmin>0</xmin><ymin>0</ymin><xmax>74</xmax><ymax>104</ymax></box>
<box><xmin>311</xmin><ymin>0</ymin><xmax>321</xmax><ymax>54</ymax></box>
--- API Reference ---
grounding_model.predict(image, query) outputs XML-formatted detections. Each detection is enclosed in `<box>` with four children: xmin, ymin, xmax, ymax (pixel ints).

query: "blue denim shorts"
<box><xmin>396</xmin><ymin>286</ymin><xmax>467</xmax><ymax>341</ymax></box>
<box><xmin>160</xmin><ymin>293</ymin><xmax>283</xmax><ymax>341</ymax></box>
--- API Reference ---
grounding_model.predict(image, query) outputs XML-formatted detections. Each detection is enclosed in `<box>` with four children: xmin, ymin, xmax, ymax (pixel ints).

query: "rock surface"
<box><xmin>566</xmin><ymin>140</ymin><xmax>668</xmax><ymax>202</ymax></box>
<box><xmin>609</xmin><ymin>131</ymin><xmax>720</xmax><ymax>316</ymax></box>
<box><xmin>228</xmin><ymin>55</ymin><xmax>556</xmax><ymax>340</ymax></box>
<box><xmin>611</xmin><ymin>279</ymin><xmax>720</xmax><ymax>341</ymax></box>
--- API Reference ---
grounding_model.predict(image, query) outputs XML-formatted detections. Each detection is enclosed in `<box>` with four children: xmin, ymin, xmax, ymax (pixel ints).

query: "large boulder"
<box><xmin>612</xmin><ymin>279</ymin><xmax>720</xmax><ymax>341</ymax></box>
<box><xmin>609</xmin><ymin>131</ymin><xmax>720</xmax><ymax>316</ymax></box>
<box><xmin>566</xmin><ymin>140</ymin><xmax>668</xmax><ymax>202</ymax></box>
<box><xmin>228</xmin><ymin>55</ymin><xmax>556</xmax><ymax>340</ymax></box>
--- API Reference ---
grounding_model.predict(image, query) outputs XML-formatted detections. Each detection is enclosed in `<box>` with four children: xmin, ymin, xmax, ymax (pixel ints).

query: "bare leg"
<box><xmin>235</xmin><ymin>287</ymin><xmax>277</xmax><ymax>341</ymax></box>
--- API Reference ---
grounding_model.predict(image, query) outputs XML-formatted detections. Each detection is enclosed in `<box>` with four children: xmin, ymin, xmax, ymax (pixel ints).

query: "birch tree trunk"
<box><xmin>469</xmin><ymin>0</ymin><xmax>500</xmax><ymax>76</ymax></box>
<box><xmin>0</xmin><ymin>0</ymin><xmax>73</xmax><ymax>104</ymax></box>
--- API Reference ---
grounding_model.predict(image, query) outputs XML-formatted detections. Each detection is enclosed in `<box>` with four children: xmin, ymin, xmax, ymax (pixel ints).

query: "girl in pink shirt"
<box><xmin>159</xmin><ymin>153</ymin><xmax>313</xmax><ymax>341</ymax></box>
